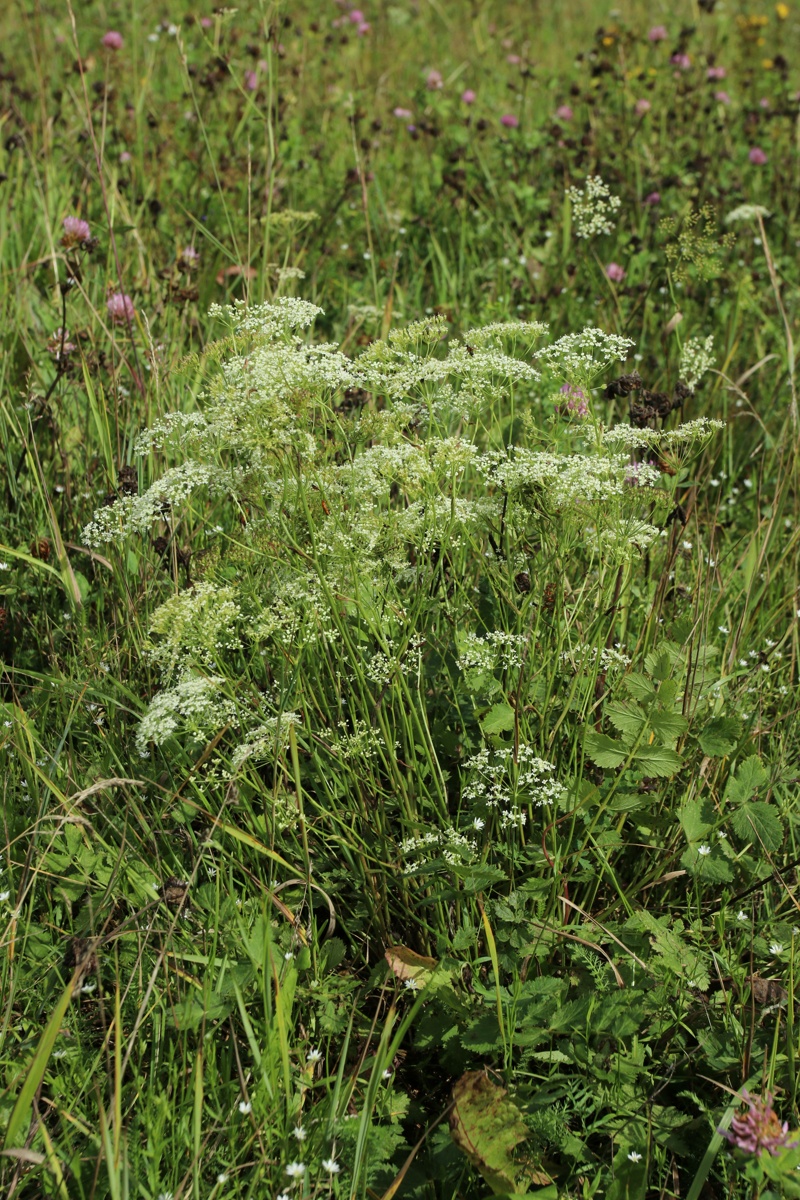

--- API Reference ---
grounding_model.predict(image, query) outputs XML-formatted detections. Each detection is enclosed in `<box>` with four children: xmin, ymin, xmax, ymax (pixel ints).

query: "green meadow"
<box><xmin>2</xmin><ymin>1</ymin><xmax>800</xmax><ymax>1196</ymax></box>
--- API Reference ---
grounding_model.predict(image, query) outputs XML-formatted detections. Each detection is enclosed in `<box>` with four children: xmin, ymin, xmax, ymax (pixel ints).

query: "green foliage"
<box><xmin>2</xmin><ymin>1</ymin><xmax>800</xmax><ymax>1198</ymax></box>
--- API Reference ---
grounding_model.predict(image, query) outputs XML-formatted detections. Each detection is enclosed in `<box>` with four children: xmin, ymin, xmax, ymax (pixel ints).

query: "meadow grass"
<box><xmin>3</xmin><ymin>1</ymin><xmax>800</xmax><ymax>1197</ymax></box>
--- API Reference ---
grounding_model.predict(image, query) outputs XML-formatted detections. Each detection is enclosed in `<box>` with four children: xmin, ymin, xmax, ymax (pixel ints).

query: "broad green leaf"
<box><xmin>680</xmin><ymin>846</ymin><xmax>733</xmax><ymax>883</ymax></box>
<box><xmin>699</xmin><ymin>716</ymin><xmax>741</xmax><ymax>757</ymax></box>
<box><xmin>679</xmin><ymin>798</ymin><xmax>714</xmax><ymax>842</ymax></box>
<box><xmin>730</xmin><ymin>801</ymin><xmax>784</xmax><ymax>853</ymax></box>
<box><xmin>656</xmin><ymin>679</ymin><xmax>679</xmax><ymax>708</ymax></box>
<box><xmin>606</xmin><ymin>703</ymin><xmax>645</xmax><ymax>740</ymax></box>
<box><xmin>725</xmin><ymin>755</ymin><xmax>768</xmax><ymax>805</ymax></box>
<box><xmin>623</xmin><ymin>673</ymin><xmax>656</xmax><ymax>701</ymax></box>
<box><xmin>649</xmin><ymin>710</ymin><xmax>688</xmax><ymax>746</ymax></box>
<box><xmin>632</xmin><ymin>744</ymin><xmax>682</xmax><ymax>777</ymax></box>
<box><xmin>480</xmin><ymin>702</ymin><xmax>516</xmax><ymax>735</ymax></box>
<box><xmin>584</xmin><ymin>732</ymin><xmax>627</xmax><ymax>768</ymax></box>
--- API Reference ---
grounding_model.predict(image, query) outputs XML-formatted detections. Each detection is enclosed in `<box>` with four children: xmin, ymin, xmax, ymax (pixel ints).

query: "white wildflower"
<box><xmin>725</xmin><ymin>203</ymin><xmax>771</xmax><ymax>224</ymax></box>
<box><xmin>567</xmin><ymin>175</ymin><xmax>622</xmax><ymax>239</ymax></box>
<box><xmin>680</xmin><ymin>335</ymin><xmax>715</xmax><ymax>391</ymax></box>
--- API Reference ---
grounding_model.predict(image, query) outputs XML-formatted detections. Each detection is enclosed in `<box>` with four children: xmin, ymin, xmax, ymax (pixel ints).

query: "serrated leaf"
<box><xmin>680</xmin><ymin>846</ymin><xmax>734</xmax><ymax>883</ymax></box>
<box><xmin>699</xmin><ymin>716</ymin><xmax>741</xmax><ymax>757</ymax></box>
<box><xmin>680</xmin><ymin>797</ymin><xmax>714</xmax><ymax>843</ymax></box>
<box><xmin>480</xmin><ymin>702</ymin><xmax>516</xmax><ymax>735</ymax></box>
<box><xmin>644</xmin><ymin>649</ymin><xmax>673</xmax><ymax>681</ymax></box>
<box><xmin>656</xmin><ymin>679</ymin><xmax>679</xmax><ymax>708</ymax></box>
<box><xmin>584</xmin><ymin>731</ymin><xmax>627</xmax><ymax>768</ymax></box>
<box><xmin>606</xmin><ymin>703</ymin><xmax>645</xmax><ymax>740</ymax></box>
<box><xmin>649</xmin><ymin>710</ymin><xmax>688</xmax><ymax>745</ymax></box>
<box><xmin>730</xmin><ymin>802</ymin><xmax>784</xmax><ymax>853</ymax></box>
<box><xmin>725</xmin><ymin>755</ymin><xmax>768</xmax><ymax>805</ymax></box>
<box><xmin>624</xmin><ymin>673</ymin><xmax>656</xmax><ymax>701</ymax></box>
<box><xmin>449</xmin><ymin>1071</ymin><xmax>552</xmax><ymax>1193</ymax></box>
<box><xmin>632</xmin><ymin>744</ymin><xmax>682</xmax><ymax>777</ymax></box>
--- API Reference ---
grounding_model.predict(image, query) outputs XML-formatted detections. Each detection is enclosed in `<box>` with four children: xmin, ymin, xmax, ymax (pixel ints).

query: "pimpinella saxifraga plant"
<box><xmin>83</xmin><ymin>297</ymin><xmax>724</xmax><ymax>932</ymax></box>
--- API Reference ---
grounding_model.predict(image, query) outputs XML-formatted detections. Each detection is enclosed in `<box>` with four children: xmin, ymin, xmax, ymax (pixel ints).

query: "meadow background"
<box><xmin>2</xmin><ymin>0</ymin><xmax>800</xmax><ymax>1196</ymax></box>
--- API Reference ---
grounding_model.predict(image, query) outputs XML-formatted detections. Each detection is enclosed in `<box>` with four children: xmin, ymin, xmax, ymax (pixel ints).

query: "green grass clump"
<box><xmin>3</xmin><ymin>2</ymin><xmax>800</xmax><ymax>1197</ymax></box>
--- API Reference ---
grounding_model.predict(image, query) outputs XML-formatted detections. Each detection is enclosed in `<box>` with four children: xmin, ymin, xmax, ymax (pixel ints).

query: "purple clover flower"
<box><xmin>107</xmin><ymin>293</ymin><xmax>135</xmax><ymax>324</ymax></box>
<box><xmin>61</xmin><ymin>216</ymin><xmax>91</xmax><ymax>248</ymax></box>
<box><xmin>722</xmin><ymin>1092</ymin><xmax>798</xmax><ymax>1157</ymax></box>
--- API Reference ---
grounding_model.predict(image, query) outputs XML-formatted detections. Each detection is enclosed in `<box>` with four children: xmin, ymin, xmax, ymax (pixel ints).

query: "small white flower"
<box><xmin>216</xmin><ymin>1174</ymin><xmax>229</xmax><ymax>1185</ymax></box>
<box><xmin>284</xmin><ymin>951</ymin><xmax>294</xmax><ymax>961</ymax></box>
<box><xmin>306</xmin><ymin>1048</ymin><xmax>322</xmax><ymax>1064</ymax></box>
<box><xmin>293</xmin><ymin>1126</ymin><xmax>306</xmax><ymax>1142</ymax></box>
<box><xmin>737</xmin><ymin>911</ymin><xmax>748</xmax><ymax>922</ymax></box>
<box><xmin>81</xmin><ymin>980</ymin><xmax>97</xmax><ymax>994</ymax></box>
<box><xmin>472</xmin><ymin>817</ymin><xmax>485</xmax><ymax>830</ymax></box>
<box><xmin>770</xmin><ymin>942</ymin><xmax>784</xmax><ymax>956</ymax></box>
<box><xmin>382</xmin><ymin>1068</ymin><xmax>393</xmax><ymax>1080</ymax></box>
<box><xmin>718</xmin><ymin>625</ymin><xmax>729</xmax><ymax>634</ymax></box>
<box><xmin>0</xmin><ymin>891</ymin><xmax>10</xmax><ymax>902</ymax></box>
<box><xmin>322</xmin><ymin>1158</ymin><xmax>340</xmax><ymax>1174</ymax></box>
<box><xmin>276</xmin><ymin>1194</ymin><xmax>290</xmax><ymax>1200</ymax></box>
<box><xmin>238</xmin><ymin>1100</ymin><xmax>252</xmax><ymax>1114</ymax></box>
<box><xmin>404</xmin><ymin>977</ymin><xmax>422</xmax><ymax>990</ymax></box>
<box><xmin>285</xmin><ymin>1163</ymin><xmax>305</xmax><ymax>1179</ymax></box>
<box><xmin>682</xmin><ymin>540</ymin><xmax>693</xmax><ymax>551</ymax></box>
<box><xmin>157</xmin><ymin>1193</ymin><xmax>173</xmax><ymax>1200</ymax></box>
<box><xmin>697</xmin><ymin>844</ymin><xmax>711</xmax><ymax>856</ymax></box>
<box><xmin>627</xmin><ymin>1151</ymin><xmax>643</xmax><ymax>1162</ymax></box>
<box><xmin>0</xmin><ymin>562</ymin><xmax>9</xmax><ymax>570</ymax></box>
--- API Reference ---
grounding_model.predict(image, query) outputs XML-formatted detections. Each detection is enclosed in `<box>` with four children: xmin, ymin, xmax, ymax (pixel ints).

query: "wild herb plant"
<box><xmin>3</xmin><ymin>2</ymin><xmax>800</xmax><ymax>1198</ymax></box>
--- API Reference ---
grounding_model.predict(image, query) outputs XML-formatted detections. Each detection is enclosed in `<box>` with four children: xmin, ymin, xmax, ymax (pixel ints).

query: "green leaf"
<box><xmin>606</xmin><ymin>703</ymin><xmax>645</xmax><ymax>741</ymax></box>
<box><xmin>480</xmin><ymin>703</ymin><xmax>516</xmax><ymax>735</ymax></box>
<box><xmin>680</xmin><ymin>847</ymin><xmax>733</xmax><ymax>883</ymax></box>
<box><xmin>584</xmin><ymin>731</ymin><xmax>627</xmax><ymax>768</ymax></box>
<box><xmin>623</xmin><ymin>673</ymin><xmax>656</xmax><ymax>702</ymax></box>
<box><xmin>649</xmin><ymin>710</ymin><xmax>688</xmax><ymax>746</ymax></box>
<box><xmin>699</xmin><ymin>716</ymin><xmax>741</xmax><ymax>757</ymax></box>
<box><xmin>656</xmin><ymin>679</ymin><xmax>679</xmax><ymax>708</ymax></box>
<box><xmin>632</xmin><ymin>744</ymin><xmax>682</xmax><ymax>777</ymax></box>
<box><xmin>730</xmin><ymin>801</ymin><xmax>784</xmax><ymax>853</ymax></box>
<box><xmin>725</xmin><ymin>755</ymin><xmax>768</xmax><ymax>805</ymax></box>
<box><xmin>680</xmin><ymin>798</ymin><xmax>714</xmax><ymax>843</ymax></box>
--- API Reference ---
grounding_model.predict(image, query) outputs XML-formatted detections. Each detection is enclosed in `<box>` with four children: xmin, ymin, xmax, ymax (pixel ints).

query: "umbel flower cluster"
<box><xmin>83</xmin><ymin>299</ymin><xmax>720</xmax><ymax>764</ymax></box>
